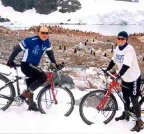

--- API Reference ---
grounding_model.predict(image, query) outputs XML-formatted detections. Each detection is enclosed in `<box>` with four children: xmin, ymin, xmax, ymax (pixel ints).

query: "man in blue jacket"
<box><xmin>7</xmin><ymin>26</ymin><xmax>57</xmax><ymax>111</ymax></box>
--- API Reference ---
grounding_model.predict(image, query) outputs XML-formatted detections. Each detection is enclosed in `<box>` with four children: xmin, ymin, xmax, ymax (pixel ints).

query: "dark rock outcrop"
<box><xmin>1</xmin><ymin>0</ymin><xmax>81</xmax><ymax>14</ymax></box>
<box><xmin>58</xmin><ymin>0</ymin><xmax>81</xmax><ymax>13</ymax></box>
<box><xmin>35</xmin><ymin>0</ymin><xmax>58</xmax><ymax>14</ymax></box>
<box><xmin>0</xmin><ymin>16</ymin><xmax>10</xmax><ymax>22</ymax></box>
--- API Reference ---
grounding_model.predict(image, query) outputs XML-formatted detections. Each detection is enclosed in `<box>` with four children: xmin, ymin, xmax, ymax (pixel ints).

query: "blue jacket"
<box><xmin>19</xmin><ymin>35</ymin><xmax>52</xmax><ymax>66</ymax></box>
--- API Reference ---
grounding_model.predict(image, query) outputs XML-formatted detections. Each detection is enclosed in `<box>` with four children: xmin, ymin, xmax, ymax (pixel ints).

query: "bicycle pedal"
<box><xmin>14</xmin><ymin>96</ymin><xmax>24</xmax><ymax>106</ymax></box>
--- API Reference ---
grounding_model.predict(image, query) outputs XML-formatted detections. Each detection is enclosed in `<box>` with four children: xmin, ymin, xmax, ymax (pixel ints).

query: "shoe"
<box><xmin>28</xmin><ymin>101</ymin><xmax>39</xmax><ymax>111</ymax></box>
<box><xmin>131</xmin><ymin>119</ymin><xmax>144</xmax><ymax>132</ymax></box>
<box><xmin>20</xmin><ymin>89</ymin><xmax>33</xmax><ymax>103</ymax></box>
<box><xmin>20</xmin><ymin>90</ymin><xmax>39</xmax><ymax>111</ymax></box>
<box><xmin>115</xmin><ymin>111</ymin><xmax>129</xmax><ymax>121</ymax></box>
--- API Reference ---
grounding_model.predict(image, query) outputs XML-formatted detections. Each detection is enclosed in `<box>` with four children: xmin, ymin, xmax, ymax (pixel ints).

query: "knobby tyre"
<box><xmin>79</xmin><ymin>90</ymin><xmax>118</xmax><ymax>125</ymax></box>
<box><xmin>37</xmin><ymin>86</ymin><xmax>75</xmax><ymax>116</ymax></box>
<box><xmin>0</xmin><ymin>73</ymin><xmax>15</xmax><ymax>110</ymax></box>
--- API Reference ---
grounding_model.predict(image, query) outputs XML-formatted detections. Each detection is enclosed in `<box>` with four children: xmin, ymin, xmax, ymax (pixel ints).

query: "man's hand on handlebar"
<box><xmin>49</xmin><ymin>62</ymin><xmax>65</xmax><ymax>70</ymax></box>
<box><xmin>56</xmin><ymin>62</ymin><xmax>64</xmax><ymax>70</ymax></box>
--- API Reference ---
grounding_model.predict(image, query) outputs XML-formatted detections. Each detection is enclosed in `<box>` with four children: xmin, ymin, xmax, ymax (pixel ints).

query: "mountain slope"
<box><xmin>0</xmin><ymin>0</ymin><xmax>144</xmax><ymax>26</ymax></box>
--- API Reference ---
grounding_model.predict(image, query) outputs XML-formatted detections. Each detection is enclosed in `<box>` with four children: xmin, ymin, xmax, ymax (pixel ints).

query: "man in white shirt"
<box><xmin>106</xmin><ymin>31</ymin><xmax>144</xmax><ymax>132</ymax></box>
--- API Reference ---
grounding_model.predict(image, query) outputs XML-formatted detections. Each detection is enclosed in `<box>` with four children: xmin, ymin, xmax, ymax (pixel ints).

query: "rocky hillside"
<box><xmin>0</xmin><ymin>26</ymin><xmax>144</xmax><ymax>71</ymax></box>
<box><xmin>1</xmin><ymin>0</ymin><xmax>81</xmax><ymax>14</ymax></box>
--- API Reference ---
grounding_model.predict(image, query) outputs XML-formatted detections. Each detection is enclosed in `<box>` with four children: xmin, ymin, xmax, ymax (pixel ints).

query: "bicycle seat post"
<box><xmin>14</xmin><ymin>66</ymin><xmax>21</xmax><ymax>96</ymax></box>
<box><xmin>14</xmin><ymin>67</ymin><xmax>19</xmax><ymax>77</ymax></box>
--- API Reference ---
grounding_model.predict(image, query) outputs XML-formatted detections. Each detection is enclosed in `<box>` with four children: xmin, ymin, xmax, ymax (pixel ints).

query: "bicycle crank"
<box><xmin>14</xmin><ymin>96</ymin><xmax>24</xmax><ymax>106</ymax></box>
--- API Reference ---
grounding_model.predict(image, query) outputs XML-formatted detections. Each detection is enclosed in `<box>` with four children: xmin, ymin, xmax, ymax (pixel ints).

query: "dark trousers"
<box><xmin>122</xmin><ymin>76</ymin><xmax>141</xmax><ymax>118</ymax></box>
<box><xmin>21</xmin><ymin>62</ymin><xmax>47</xmax><ymax>91</ymax></box>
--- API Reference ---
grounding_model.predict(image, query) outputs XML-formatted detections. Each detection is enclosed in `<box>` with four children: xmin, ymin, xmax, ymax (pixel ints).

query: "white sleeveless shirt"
<box><xmin>112</xmin><ymin>44</ymin><xmax>140</xmax><ymax>82</ymax></box>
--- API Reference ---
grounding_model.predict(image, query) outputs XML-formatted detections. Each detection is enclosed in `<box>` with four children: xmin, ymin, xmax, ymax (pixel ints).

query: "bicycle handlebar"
<box><xmin>100</xmin><ymin>67</ymin><xmax>117</xmax><ymax>80</ymax></box>
<box><xmin>100</xmin><ymin>67</ymin><xmax>129</xmax><ymax>89</ymax></box>
<box><xmin>47</xmin><ymin>62</ymin><xmax>65</xmax><ymax>72</ymax></box>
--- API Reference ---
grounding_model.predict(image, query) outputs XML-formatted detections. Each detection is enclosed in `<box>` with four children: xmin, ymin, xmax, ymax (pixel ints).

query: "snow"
<box><xmin>0</xmin><ymin>1</ymin><xmax>144</xmax><ymax>133</ymax></box>
<box><xmin>0</xmin><ymin>63</ymin><xmax>143</xmax><ymax>134</ymax></box>
<box><xmin>0</xmin><ymin>0</ymin><xmax>144</xmax><ymax>34</ymax></box>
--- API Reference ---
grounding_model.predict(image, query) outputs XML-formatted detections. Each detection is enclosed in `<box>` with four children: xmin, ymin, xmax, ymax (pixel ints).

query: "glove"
<box><xmin>49</xmin><ymin>63</ymin><xmax>57</xmax><ymax>69</ymax></box>
<box><xmin>103</xmin><ymin>69</ymin><xmax>108</xmax><ymax>74</ymax></box>
<box><xmin>7</xmin><ymin>60</ymin><xmax>15</xmax><ymax>68</ymax></box>
<box><xmin>102</xmin><ymin>68</ymin><xmax>109</xmax><ymax>76</ymax></box>
<box><xmin>56</xmin><ymin>62</ymin><xmax>64</xmax><ymax>70</ymax></box>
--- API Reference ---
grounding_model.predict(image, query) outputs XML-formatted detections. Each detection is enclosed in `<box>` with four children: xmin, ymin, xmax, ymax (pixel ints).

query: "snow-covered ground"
<box><xmin>0</xmin><ymin>63</ymin><xmax>143</xmax><ymax>134</ymax></box>
<box><xmin>0</xmin><ymin>0</ymin><xmax>144</xmax><ymax>35</ymax></box>
<box><xmin>0</xmin><ymin>1</ymin><xmax>144</xmax><ymax>132</ymax></box>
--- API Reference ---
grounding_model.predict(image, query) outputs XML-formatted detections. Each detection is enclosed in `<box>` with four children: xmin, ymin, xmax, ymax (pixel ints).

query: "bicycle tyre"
<box><xmin>0</xmin><ymin>73</ymin><xmax>15</xmax><ymax>110</ymax></box>
<box><xmin>79</xmin><ymin>90</ymin><xmax>118</xmax><ymax>125</ymax></box>
<box><xmin>37</xmin><ymin>86</ymin><xmax>75</xmax><ymax>116</ymax></box>
<box><xmin>139</xmin><ymin>83</ymin><xmax>144</xmax><ymax>112</ymax></box>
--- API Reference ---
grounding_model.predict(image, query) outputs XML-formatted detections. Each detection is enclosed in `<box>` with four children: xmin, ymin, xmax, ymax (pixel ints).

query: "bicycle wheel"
<box><xmin>37</xmin><ymin>85</ymin><xmax>75</xmax><ymax>116</ymax></box>
<box><xmin>140</xmin><ymin>83</ymin><xmax>144</xmax><ymax>114</ymax></box>
<box><xmin>79</xmin><ymin>90</ymin><xmax>118</xmax><ymax>125</ymax></box>
<box><xmin>0</xmin><ymin>73</ymin><xmax>15</xmax><ymax>110</ymax></box>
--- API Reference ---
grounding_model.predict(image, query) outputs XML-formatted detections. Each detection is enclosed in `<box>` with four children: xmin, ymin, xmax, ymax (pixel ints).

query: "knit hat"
<box><xmin>117</xmin><ymin>31</ymin><xmax>129</xmax><ymax>39</ymax></box>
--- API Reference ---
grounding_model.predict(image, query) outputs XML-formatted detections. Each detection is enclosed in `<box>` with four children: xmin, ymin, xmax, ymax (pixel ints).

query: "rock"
<box><xmin>44</xmin><ymin>71</ymin><xmax>75</xmax><ymax>89</ymax></box>
<box><xmin>1</xmin><ymin>0</ymin><xmax>81</xmax><ymax>14</ymax></box>
<box><xmin>0</xmin><ymin>16</ymin><xmax>10</xmax><ymax>22</ymax></box>
<box><xmin>58</xmin><ymin>0</ymin><xmax>81</xmax><ymax>13</ymax></box>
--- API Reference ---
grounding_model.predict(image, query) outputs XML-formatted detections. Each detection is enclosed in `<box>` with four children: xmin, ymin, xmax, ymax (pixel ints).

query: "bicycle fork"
<box><xmin>50</xmin><ymin>80</ymin><xmax>58</xmax><ymax>104</ymax></box>
<box><xmin>97</xmin><ymin>86</ymin><xmax>113</xmax><ymax>110</ymax></box>
<box><xmin>48</xmin><ymin>73</ymin><xmax>58</xmax><ymax>104</ymax></box>
<box><xmin>97</xmin><ymin>81</ymin><xmax>119</xmax><ymax>110</ymax></box>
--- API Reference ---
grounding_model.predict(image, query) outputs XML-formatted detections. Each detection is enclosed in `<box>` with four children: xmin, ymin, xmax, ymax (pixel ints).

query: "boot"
<box><xmin>20</xmin><ymin>90</ymin><xmax>39</xmax><ymax>111</ymax></box>
<box><xmin>28</xmin><ymin>101</ymin><xmax>39</xmax><ymax>111</ymax></box>
<box><xmin>131</xmin><ymin>119</ymin><xmax>144</xmax><ymax>132</ymax></box>
<box><xmin>115</xmin><ymin>111</ymin><xmax>129</xmax><ymax>121</ymax></box>
<box><xmin>20</xmin><ymin>89</ymin><xmax>33</xmax><ymax>102</ymax></box>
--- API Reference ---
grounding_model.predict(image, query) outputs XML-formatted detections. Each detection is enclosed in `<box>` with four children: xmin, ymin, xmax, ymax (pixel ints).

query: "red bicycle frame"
<box><xmin>47</xmin><ymin>72</ymin><xmax>57</xmax><ymax>104</ymax></box>
<box><xmin>97</xmin><ymin>80</ymin><xmax>120</xmax><ymax>110</ymax></box>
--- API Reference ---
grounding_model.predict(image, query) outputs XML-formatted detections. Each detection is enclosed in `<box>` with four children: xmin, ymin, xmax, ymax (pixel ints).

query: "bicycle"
<box><xmin>0</xmin><ymin>63</ymin><xmax>75</xmax><ymax>116</ymax></box>
<box><xmin>37</xmin><ymin>63</ymin><xmax>75</xmax><ymax>116</ymax></box>
<box><xmin>79</xmin><ymin>68</ymin><xmax>144</xmax><ymax>125</ymax></box>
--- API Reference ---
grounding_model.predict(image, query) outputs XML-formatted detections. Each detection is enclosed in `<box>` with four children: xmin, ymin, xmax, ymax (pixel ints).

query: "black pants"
<box><xmin>21</xmin><ymin>62</ymin><xmax>47</xmax><ymax>91</ymax></box>
<box><xmin>122</xmin><ymin>76</ymin><xmax>141</xmax><ymax>118</ymax></box>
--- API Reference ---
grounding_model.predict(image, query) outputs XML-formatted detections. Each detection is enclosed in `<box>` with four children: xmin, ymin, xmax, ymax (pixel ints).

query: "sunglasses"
<box><xmin>40</xmin><ymin>32</ymin><xmax>49</xmax><ymax>35</ymax></box>
<box><xmin>117</xmin><ymin>38</ymin><xmax>126</xmax><ymax>40</ymax></box>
